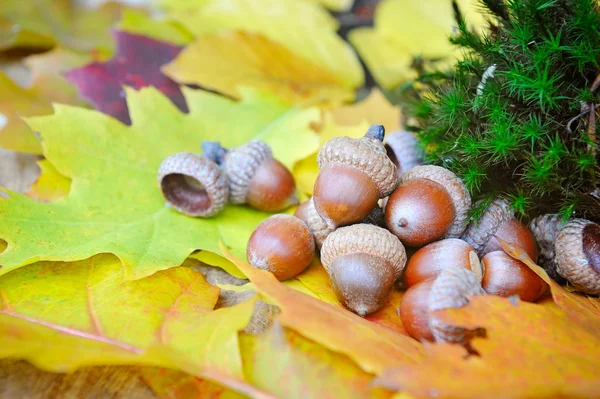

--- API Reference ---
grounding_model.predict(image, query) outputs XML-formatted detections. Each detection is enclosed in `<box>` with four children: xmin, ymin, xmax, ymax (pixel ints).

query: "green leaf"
<box><xmin>0</xmin><ymin>87</ymin><xmax>320</xmax><ymax>280</ymax></box>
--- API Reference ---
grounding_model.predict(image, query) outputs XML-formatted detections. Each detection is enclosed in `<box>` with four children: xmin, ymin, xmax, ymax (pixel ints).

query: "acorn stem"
<box><xmin>201</xmin><ymin>141</ymin><xmax>228</xmax><ymax>165</ymax></box>
<box><xmin>365</xmin><ymin>124</ymin><xmax>385</xmax><ymax>142</ymax></box>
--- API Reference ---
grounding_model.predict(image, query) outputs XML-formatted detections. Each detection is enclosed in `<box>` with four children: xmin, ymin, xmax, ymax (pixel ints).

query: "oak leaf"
<box><xmin>375</xmin><ymin>295</ymin><xmax>600</xmax><ymax>398</ymax></box>
<box><xmin>66</xmin><ymin>31</ymin><xmax>187</xmax><ymax>125</ymax></box>
<box><xmin>0</xmin><ymin>254</ymin><xmax>257</xmax><ymax>386</ymax></box>
<box><xmin>164</xmin><ymin>31</ymin><xmax>356</xmax><ymax>106</ymax></box>
<box><xmin>0</xmin><ymin>87</ymin><xmax>319</xmax><ymax>280</ymax></box>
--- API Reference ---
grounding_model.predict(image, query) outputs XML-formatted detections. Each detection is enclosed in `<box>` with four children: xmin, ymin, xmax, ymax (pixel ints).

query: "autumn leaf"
<box><xmin>330</xmin><ymin>89</ymin><xmax>402</xmax><ymax>131</ymax></box>
<box><xmin>117</xmin><ymin>9</ymin><xmax>193</xmax><ymax>46</ymax></box>
<box><xmin>0</xmin><ymin>254</ymin><xmax>257</xmax><ymax>383</ymax></box>
<box><xmin>240</xmin><ymin>324</ymin><xmax>393</xmax><ymax>399</ymax></box>
<box><xmin>375</xmin><ymin>295</ymin><xmax>600</xmax><ymax>398</ymax></box>
<box><xmin>164</xmin><ymin>31</ymin><xmax>356</xmax><ymax>106</ymax></box>
<box><xmin>162</xmin><ymin>0</ymin><xmax>363</xmax><ymax>94</ymax></box>
<box><xmin>498</xmin><ymin>238</ymin><xmax>600</xmax><ymax>339</ymax></box>
<box><xmin>349</xmin><ymin>0</ymin><xmax>487</xmax><ymax>89</ymax></box>
<box><xmin>0</xmin><ymin>87</ymin><xmax>319</xmax><ymax>280</ymax></box>
<box><xmin>0</xmin><ymin>71</ymin><xmax>53</xmax><ymax>153</ymax></box>
<box><xmin>66</xmin><ymin>31</ymin><xmax>187</xmax><ymax>125</ymax></box>
<box><xmin>222</xmin><ymin>245</ymin><xmax>425</xmax><ymax>375</ymax></box>
<box><xmin>26</xmin><ymin>159</ymin><xmax>71</xmax><ymax>202</ymax></box>
<box><xmin>142</xmin><ymin>368</ymin><xmax>247</xmax><ymax>399</ymax></box>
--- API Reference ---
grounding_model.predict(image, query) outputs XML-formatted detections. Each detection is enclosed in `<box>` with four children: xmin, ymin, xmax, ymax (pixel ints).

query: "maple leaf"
<box><xmin>0</xmin><ymin>254</ymin><xmax>258</xmax><ymax>386</ymax></box>
<box><xmin>0</xmin><ymin>87</ymin><xmax>319</xmax><ymax>280</ymax></box>
<box><xmin>66</xmin><ymin>31</ymin><xmax>188</xmax><ymax>125</ymax></box>
<box><xmin>349</xmin><ymin>0</ymin><xmax>487</xmax><ymax>89</ymax></box>
<box><xmin>223</xmin><ymin>245</ymin><xmax>425</xmax><ymax>375</ymax></box>
<box><xmin>162</xmin><ymin>0</ymin><xmax>363</xmax><ymax>93</ymax></box>
<box><xmin>375</xmin><ymin>295</ymin><xmax>600</xmax><ymax>398</ymax></box>
<box><xmin>117</xmin><ymin>9</ymin><xmax>193</xmax><ymax>46</ymax></box>
<box><xmin>26</xmin><ymin>159</ymin><xmax>71</xmax><ymax>202</ymax></box>
<box><xmin>330</xmin><ymin>89</ymin><xmax>402</xmax><ymax>131</ymax></box>
<box><xmin>163</xmin><ymin>31</ymin><xmax>356</xmax><ymax>106</ymax></box>
<box><xmin>142</xmin><ymin>368</ymin><xmax>249</xmax><ymax>399</ymax></box>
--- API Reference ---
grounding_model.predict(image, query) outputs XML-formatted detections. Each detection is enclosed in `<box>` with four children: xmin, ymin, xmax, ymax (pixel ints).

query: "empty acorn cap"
<box><xmin>529</xmin><ymin>214</ymin><xmax>566</xmax><ymax>282</ymax></box>
<box><xmin>317</xmin><ymin>128</ymin><xmax>399</xmax><ymax>198</ymax></box>
<box><xmin>461</xmin><ymin>198</ymin><xmax>513</xmax><ymax>255</ymax></box>
<box><xmin>320</xmin><ymin>224</ymin><xmax>407</xmax><ymax>277</ymax></box>
<box><xmin>400</xmin><ymin>165</ymin><xmax>471</xmax><ymax>237</ymax></box>
<box><xmin>385</xmin><ymin>130</ymin><xmax>423</xmax><ymax>175</ymax></box>
<box><xmin>555</xmin><ymin>218</ymin><xmax>600</xmax><ymax>295</ymax></box>
<box><xmin>223</xmin><ymin>140</ymin><xmax>272</xmax><ymax>204</ymax></box>
<box><xmin>158</xmin><ymin>152</ymin><xmax>228</xmax><ymax>217</ymax></box>
<box><xmin>428</xmin><ymin>265</ymin><xmax>486</xmax><ymax>344</ymax></box>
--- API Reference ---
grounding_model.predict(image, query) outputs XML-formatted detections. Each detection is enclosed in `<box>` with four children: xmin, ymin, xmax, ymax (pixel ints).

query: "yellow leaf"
<box><xmin>310</xmin><ymin>0</ymin><xmax>353</xmax><ymax>12</ymax></box>
<box><xmin>117</xmin><ymin>9</ymin><xmax>193</xmax><ymax>46</ymax></box>
<box><xmin>189</xmin><ymin>251</ymin><xmax>246</xmax><ymax>279</ymax></box>
<box><xmin>349</xmin><ymin>0</ymin><xmax>487</xmax><ymax>89</ymax></box>
<box><xmin>0</xmin><ymin>254</ymin><xmax>255</xmax><ymax>381</ymax></box>
<box><xmin>164</xmin><ymin>31</ymin><xmax>355</xmax><ymax>106</ymax></box>
<box><xmin>331</xmin><ymin>89</ymin><xmax>402</xmax><ymax>131</ymax></box>
<box><xmin>163</xmin><ymin>0</ymin><xmax>363</xmax><ymax>90</ymax></box>
<box><xmin>294</xmin><ymin>113</ymin><xmax>369</xmax><ymax>196</ymax></box>
<box><xmin>26</xmin><ymin>159</ymin><xmax>71</xmax><ymax>201</ymax></box>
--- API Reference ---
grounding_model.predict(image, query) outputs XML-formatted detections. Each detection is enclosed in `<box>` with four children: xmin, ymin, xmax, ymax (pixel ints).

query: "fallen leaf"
<box><xmin>294</xmin><ymin>113</ymin><xmax>368</xmax><ymax>196</ymax></box>
<box><xmin>222</xmin><ymin>245</ymin><xmax>425</xmax><ymax>375</ymax></box>
<box><xmin>0</xmin><ymin>254</ymin><xmax>255</xmax><ymax>380</ymax></box>
<box><xmin>240</xmin><ymin>324</ymin><xmax>393</xmax><ymax>399</ymax></box>
<box><xmin>0</xmin><ymin>18</ymin><xmax>54</xmax><ymax>52</ymax></box>
<box><xmin>498</xmin><ymin>238</ymin><xmax>600</xmax><ymax>339</ymax></box>
<box><xmin>163</xmin><ymin>0</ymin><xmax>363</xmax><ymax>92</ymax></box>
<box><xmin>0</xmin><ymin>87</ymin><xmax>319</xmax><ymax>280</ymax></box>
<box><xmin>365</xmin><ymin>289</ymin><xmax>408</xmax><ymax>336</ymax></box>
<box><xmin>311</xmin><ymin>0</ymin><xmax>353</xmax><ymax>11</ymax></box>
<box><xmin>66</xmin><ymin>31</ymin><xmax>187</xmax><ymax>125</ymax></box>
<box><xmin>375</xmin><ymin>295</ymin><xmax>600</xmax><ymax>398</ymax></box>
<box><xmin>117</xmin><ymin>9</ymin><xmax>193</xmax><ymax>46</ymax></box>
<box><xmin>349</xmin><ymin>0</ymin><xmax>487</xmax><ymax>89</ymax></box>
<box><xmin>26</xmin><ymin>159</ymin><xmax>71</xmax><ymax>201</ymax></box>
<box><xmin>330</xmin><ymin>89</ymin><xmax>401</xmax><ymax>130</ymax></box>
<box><xmin>142</xmin><ymin>368</ymin><xmax>247</xmax><ymax>399</ymax></box>
<box><xmin>164</xmin><ymin>31</ymin><xmax>355</xmax><ymax>106</ymax></box>
<box><xmin>0</xmin><ymin>71</ymin><xmax>52</xmax><ymax>153</ymax></box>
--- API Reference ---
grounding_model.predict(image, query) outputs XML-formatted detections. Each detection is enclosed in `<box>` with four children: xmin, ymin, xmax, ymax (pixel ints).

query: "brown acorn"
<box><xmin>529</xmin><ymin>214</ymin><xmax>566</xmax><ymax>283</ymax></box>
<box><xmin>555</xmin><ymin>219</ymin><xmax>600</xmax><ymax>295</ymax></box>
<box><xmin>313</xmin><ymin>125</ymin><xmax>399</xmax><ymax>228</ymax></box>
<box><xmin>320</xmin><ymin>224</ymin><xmax>407</xmax><ymax>316</ymax></box>
<box><xmin>400</xmin><ymin>279</ymin><xmax>435</xmax><ymax>341</ymax></box>
<box><xmin>461</xmin><ymin>198</ymin><xmax>538</xmax><ymax>260</ymax></box>
<box><xmin>481</xmin><ymin>251</ymin><xmax>548</xmax><ymax>302</ymax></box>
<box><xmin>385</xmin><ymin>165</ymin><xmax>471</xmax><ymax>247</ymax></box>
<box><xmin>404</xmin><ymin>238</ymin><xmax>482</xmax><ymax>287</ymax></box>
<box><xmin>158</xmin><ymin>152</ymin><xmax>228</xmax><ymax>217</ymax></box>
<box><xmin>247</xmin><ymin>214</ymin><xmax>315</xmax><ymax>280</ymax></box>
<box><xmin>384</xmin><ymin>130</ymin><xmax>423</xmax><ymax>175</ymax></box>
<box><xmin>223</xmin><ymin>140</ymin><xmax>297</xmax><ymax>212</ymax></box>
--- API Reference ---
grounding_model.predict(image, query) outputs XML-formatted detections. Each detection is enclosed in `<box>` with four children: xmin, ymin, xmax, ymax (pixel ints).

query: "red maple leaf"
<box><xmin>65</xmin><ymin>31</ymin><xmax>188</xmax><ymax>125</ymax></box>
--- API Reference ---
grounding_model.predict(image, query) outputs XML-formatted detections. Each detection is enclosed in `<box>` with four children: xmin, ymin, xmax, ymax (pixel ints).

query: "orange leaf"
<box><xmin>222</xmin><ymin>244</ymin><xmax>425</xmax><ymax>375</ymax></box>
<box><xmin>497</xmin><ymin>237</ymin><xmax>600</xmax><ymax>338</ymax></box>
<box><xmin>365</xmin><ymin>289</ymin><xmax>409</xmax><ymax>336</ymax></box>
<box><xmin>375</xmin><ymin>295</ymin><xmax>600</xmax><ymax>398</ymax></box>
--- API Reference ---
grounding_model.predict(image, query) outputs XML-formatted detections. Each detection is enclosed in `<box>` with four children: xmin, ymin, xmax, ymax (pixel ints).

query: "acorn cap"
<box><xmin>385</xmin><ymin>130</ymin><xmax>423</xmax><ymax>175</ymax></box>
<box><xmin>461</xmin><ymin>198</ymin><xmax>513</xmax><ymax>255</ymax></box>
<box><xmin>428</xmin><ymin>266</ymin><xmax>485</xmax><ymax>344</ymax></box>
<box><xmin>317</xmin><ymin>129</ymin><xmax>399</xmax><ymax>198</ymax></box>
<box><xmin>320</xmin><ymin>224</ymin><xmax>407</xmax><ymax>277</ymax></box>
<box><xmin>529</xmin><ymin>214</ymin><xmax>566</xmax><ymax>282</ymax></box>
<box><xmin>555</xmin><ymin>219</ymin><xmax>600</xmax><ymax>295</ymax></box>
<box><xmin>223</xmin><ymin>140</ymin><xmax>272</xmax><ymax>204</ymax></box>
<box><xmin>305</xmin><ymin>197</ymin><xmax>335</xmax><ymax>249</ymax></box>
<box><xmin>400</xmin><ymin>165</ymin><xmax>472</xmax><ymax>237</ymax></box>
<box><xmin>158</xmin><ymin>152</ymin><xmax>228</xmax><ymax>217</ymax></box>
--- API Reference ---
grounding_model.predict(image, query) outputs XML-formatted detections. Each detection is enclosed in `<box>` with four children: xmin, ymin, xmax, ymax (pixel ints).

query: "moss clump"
<box><xmin>402</xmin><ymin>0</ymin><xmax>600</xmax><ymax>222</ymax></box>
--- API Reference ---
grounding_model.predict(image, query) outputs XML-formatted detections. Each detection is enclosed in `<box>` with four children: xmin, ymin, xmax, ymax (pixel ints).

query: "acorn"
<box><xmin>320</xmin><ymin>224</ymin><xmax>407</xmax><ymax>316</ymax></box>
<box><xmin>404</xmin><ymin>238</ymin><xmax>482</xmax><ymax>287</ymax></box>
<box><xmin>555</xmin><ymin>219</ymin><xmax>600</xmax><ymax>295</ymax></box>
<box><xmin>385</xmin><ymin>165</ymin><xmax>471</xmax><ymax>247</ymax></box>
<box><xmin>529</xmin><ymin>214</ymin><xmax>566</xmax><ymax>283</ymax></box>
<box><xmin>481</xmin><ymin>251</ymin><xmax>548</xmax><ymax>302</ymax></box>
<box><xmin>400</xmin><ymin>266</ymin><xmax>485</xmax><ymax>343</ymax></box>
<box><xmin>247</xmin><ymin>214</ymin><xmax>315</xmax><ymax>280</ymax></box>
<box><xmin>461</xmin><ymin>198</ymin><xmax>538</xmax><ymax>260</ymax></box>
<box><xmin>313</xmin><ymin>125</ymin><xmax>398</xmax><ymax>228</ymax></box>
<box><xmin>158</xmin><ymin>152</ymin><xmax>228</xmax><ymax>217</ymax></box>
<box><xmin>384</xmin><ymin>130</ymin><xmax>423</xmax><ymax>175</ymax></box>
<box><xmin>223</xmin><ymin>140</ymin><xmax>297</xmax><ymax>212</ymax></box>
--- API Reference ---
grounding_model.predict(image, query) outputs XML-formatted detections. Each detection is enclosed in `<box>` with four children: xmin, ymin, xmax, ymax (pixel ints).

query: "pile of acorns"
<box><xmin>158</xmin><ymin>125</ymin><xmax>600</xmax><ymax>343</ymax></box>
